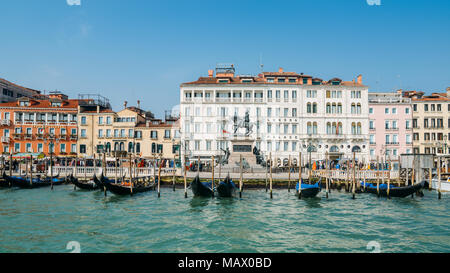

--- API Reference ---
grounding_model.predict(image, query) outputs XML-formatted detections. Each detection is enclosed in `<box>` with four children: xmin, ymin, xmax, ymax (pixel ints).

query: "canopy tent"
<box><xmin>11</xmin><ymin>152</ymin><xmax>45</xmax><ymax>159</ymax></box>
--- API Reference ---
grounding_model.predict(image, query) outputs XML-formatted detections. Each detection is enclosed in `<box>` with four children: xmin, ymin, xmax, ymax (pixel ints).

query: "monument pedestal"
<box><xmin>227</xmin><ymin>137</ymin><xmax>256</xmax><ymax>167</ymax></box>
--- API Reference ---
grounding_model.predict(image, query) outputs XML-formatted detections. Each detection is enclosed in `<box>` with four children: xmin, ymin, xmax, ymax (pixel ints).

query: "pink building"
<box><xmin>368</xmin><ymin>91</ymin><xmax>413</xmax><ymax>169</ymax></box>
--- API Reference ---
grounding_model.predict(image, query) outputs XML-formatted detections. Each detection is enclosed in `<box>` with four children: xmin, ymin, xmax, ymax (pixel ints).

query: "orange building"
<box><xmin>0</xmin><ymin>92</ymin><xmax>80</xmax><ymax>157</ymax></box>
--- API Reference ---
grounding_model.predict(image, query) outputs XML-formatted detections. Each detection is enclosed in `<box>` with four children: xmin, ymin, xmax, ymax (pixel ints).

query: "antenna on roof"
<box><xmin>259</xmin><ymin>53</ymin><xmax>264</xmax><ymax>73</ymax></box>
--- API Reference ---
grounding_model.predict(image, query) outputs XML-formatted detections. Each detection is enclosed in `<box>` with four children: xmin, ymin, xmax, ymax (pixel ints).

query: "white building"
<box><xmin>180</xmin><ymin>65</ymin><xmax>369</xmax><ymax>165</ymax></box>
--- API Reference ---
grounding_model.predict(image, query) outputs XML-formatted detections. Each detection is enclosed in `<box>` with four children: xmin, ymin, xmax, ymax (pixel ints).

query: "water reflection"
<box><xmin>189</xmin><ymin>196</ymin><xmax>211</xmax><ymax>211</ymax></box>
<box><xmin>302</xmin><ymin>197</ymin><xmax>322</xmax><ymax>208</ymax></box>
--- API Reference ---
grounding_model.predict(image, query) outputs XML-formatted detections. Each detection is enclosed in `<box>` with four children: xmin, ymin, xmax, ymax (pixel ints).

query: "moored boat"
<box><xmin>2</xmin><ymin>172</ymin><xmax>65</xmax><ymax>189</ymax></box>
<box><xmin>361</xmin><ymin>181</ymin><xmax>426</xmax><ymax>198</ymax></box>
<box><xmin>71</xmin><ymin>175</ymin><xmax>99</xmax><ymax>190</ymax></box>
<box><xmin>100</xmin><ymin>174</ymin><xmax>156</xmax><ymax>196</ymax></box>
<box><xmin>217</xmin><ymin>175</ymin><xmax>237</xmax><ymax>198</ymax></box>
<box><xmin>431</xmin><ymin>178</ymin><xmax>450</xmax><ymax>192</ymax></box>
<box><xmin>190</xmin><ymin>175</ymin><xmax>214</xmax><ymax>197</ymax></box>
<box><xmin>295</xmin><ymin>179</ymin><xmax>321</xmax><ymax>198</ymax></box>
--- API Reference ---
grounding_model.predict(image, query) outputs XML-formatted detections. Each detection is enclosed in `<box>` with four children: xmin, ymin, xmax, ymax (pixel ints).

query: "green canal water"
<box><xmin>0</xmin><ymin>185</ymin><xmax>449</xmax><ymax>253</ymax></box>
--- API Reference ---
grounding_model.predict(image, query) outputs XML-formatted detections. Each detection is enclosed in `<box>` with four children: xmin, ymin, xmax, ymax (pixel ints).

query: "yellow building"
<box><xmin>77</xmin><ymin>97</ymin><xmax>180</xmax><ymax>163</ymax></box>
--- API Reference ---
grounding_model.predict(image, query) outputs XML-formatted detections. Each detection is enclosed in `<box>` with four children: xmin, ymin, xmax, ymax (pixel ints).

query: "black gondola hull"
<box><xmin>364</xmin><ymin>181</ymin><xmax>426</xmax><ymax>198</ymax></box>
<box><xmin>3</xmin><ymin>173</ymin><xmax>65</xmax><ymax>189</ymax></box>
<box><xmin>190</xmin><ymin>176</ymin><xmax>214</xmax><ymax>197</ymax></box>
<box><xmin>100</xmin><ymin>174</ymin><xmax>156</xmax><ymax>195</ymax></box>
<box><xmin>71</xmin><ymin>176</ymin><xmax>99</xmax><ymax>190</ymax></box>
<box><xmin>217</xmin><ymin>176</ymin><xmax>236</xmax><ymax>198</ymax></box>
<box><xmin>296</xmin><ymin>187</ymin><xmax>321</xmax><ymax>198</ymax></box>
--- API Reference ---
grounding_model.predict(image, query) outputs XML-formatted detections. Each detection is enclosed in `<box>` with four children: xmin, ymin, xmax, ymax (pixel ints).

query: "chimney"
<box><xmin>208</xmin><ymin>70</ymin><xmax>214</xmax><ymax>77</ymax></box>
<box><xmin>357</xmin><ymin>75</ymin><xmax>362</xmax><ymax>85</ymax></box>
<box><xmin>96</xmin><ymin>105</ymin><xmax>100</xmax><ymax>113</ymax></box>
<box><xmin>279</xmin><ymin>67</ymin><xmax>284</xmax><ymax>73</ymax></box>
<box><xmin>146</xmin><ymin>120</ymin><xmax>150</xmax><ymax>127</ymax></box>
<box><xmin>124</xmin><ymin>101</ymin><xmax>128</xmax><ymax>109</ymax></box>
<box><xmin>447</xmin><ymin>87</ymin><xmax>450</xmax><ymax>98</ymax></box>
<box><xmin>137</xmin><ymin>100</ymin><xmax>141</xmax><ymax>109</ymax></box>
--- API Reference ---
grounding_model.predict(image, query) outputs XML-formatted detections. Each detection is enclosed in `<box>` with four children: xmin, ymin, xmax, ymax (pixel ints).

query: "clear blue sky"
<box><xmin>1</xmin><ymin>0</ymin><xmax>449</xmax><ymax>118</ymax></box>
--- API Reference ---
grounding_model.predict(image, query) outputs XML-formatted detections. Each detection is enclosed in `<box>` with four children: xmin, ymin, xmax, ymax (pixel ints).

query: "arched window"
<box><xmin>128</xmin><ymin>142</ymin><xmax>134</xmax><ymax>153</ymax></box>
<box><xmin>307</xmin><ymin>103</ymin><xmax>312</xmax><ymax>113</ymax></box>
<box><xmin>332</xmin><ymin>103</ymin><xmax>336</xmax><ymax>114</ymax></box>
<box><xmin>152</xmin><ymin>143</ymin><xmax>156</xmax><ymax>153</ymax></box>
<box><xmin>327</xmin><ymin>122</ymin><xmax>332</xmax><ymax>134</ymax></box>
<box><xmin>136</xmin><ymin>143</ymin><xmax>141</xmax><ymax>153</ymax></box>
<box><xmin>352</xmin><ymin>146</ymin><xmax>361</xmax><ymax>152</ymax></box>
<box><xmin>338</xmin><ymin>122</ymin><xmax>343</xmax><ymax>135</ymax></box>
<box><xmin>332</xmin><ymin>122</ymin><xmax>337</xmax><ymax>135</ymax></box>
<box><xmin>351</xmin><ymin>122</ymin><xmax>356</xmax><ymax>135</ymax></box>
<box><xmin>330</xmin><ymin>145</ymin><xmax>339</xmax><ymax>153</ymax></box>
<box><xmin>313</xmin><ymin>103</ymin><xmax>317</xmax><ymax>113</ymax></box>
<box><xmin>105</xmin><ymin>142</ymin><xmax>111</xmax><ymax>152</ymax></box>
<box><xmin>119</xmin><ymin>142</ymin><xmax>124</xmax><ymax>151</ymax></box>
<box><xmin>357</xmin><ymin>103</ymin><xmax>361</xmax><ymax>114</ymax></box>
<box><xmin>313</xmin><ymin>122</ymin><xmax>318</xmax><ymax>134</ymax></box>
<box><xmin>114</xmin><ymin>142</ymin><xmax>119</xmax><ymax>151</ymax></box>
<box><xmin>326</xmin><ymin>103</ymin><xmax>331</xmax><ymax>114</ymax></box>
<box><xmin>307</xmin><ymin>122</ymin><xmax>312</xmax><ymax>134</ymax></box>
<box><xmin>351</xmin><ymin>103</ymin><xmax>356</xmax><ymax>114</ymax></box>
<box><xmin>357</xmin><ymin>122</ymin><xmax>362</xmax><ymax>135</ymax></box>
<box><xmin>338</xmin><ymin>103</ymin><xmax>342</xmax><ymax>114</ymax></box>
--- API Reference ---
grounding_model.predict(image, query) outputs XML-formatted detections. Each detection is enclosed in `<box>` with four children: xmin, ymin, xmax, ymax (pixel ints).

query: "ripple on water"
<box><xmin>0</xmin><ymin>185</ymin><xmax>449</xmax><ymax>253</ymax></box>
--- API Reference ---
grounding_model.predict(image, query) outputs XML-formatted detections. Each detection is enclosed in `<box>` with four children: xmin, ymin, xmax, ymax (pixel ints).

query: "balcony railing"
<box><xmin>24</xmin><ymin>134</ymin><xmax>33</xmax><ymax>140</ymax></box>
<box><xmin>1</xmin><ymin>119</ymin><xmax>11</xmax><ymax>126</ymax></box>
<box><xmin>13</xmin><ymin>134</ymin><xmax>22</xmax><ymax>140</ymax></box>
<box><xmin>70</xmin><ymin>134</ymin><xmax>78</xmax><ymax>140</ymax></box>
<box><xmin>1</xmin><ymin>136</ymin><xmax>10</xmax><ymax>143</ymax></box>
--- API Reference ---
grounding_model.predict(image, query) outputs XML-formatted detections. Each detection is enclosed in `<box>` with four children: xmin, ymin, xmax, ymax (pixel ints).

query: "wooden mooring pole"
<box><xmin>239</xmin><ymin>154</ymin><xmax>243</xmax><ymax>198</ymax></box>
<box><xmin>387</xmin><ymin>156</ymin><xmax>391</xmax><ymax>199</ymax></box>
<box><xmin>298</xmin><ymin>152</ymin><xmax>302</xmax><ymax>199</ymax></box>
<box><xmin>352</xmin><ymin>152</ymin><xmax>356</xmax><ymax>199</ymax></box>
<box><xmin>173</xmin><ymin>155</ymin><xmax>176</xmax><ymax>192</ymax></box>
<box><xmin>184</xmin><ymin>157</ymin><xmax>187</xmax><ymax>198</ymax></box>
<box><xmin>157</xmin><ymin>155</ymin><xmax>162</xmax><ymax>198</ymax></box>
<box><xmin>325</xmin><ymin>151</ymin><xmax>329</xmax><ymax>198</ymax></box>
<box><xmin>269</xmin><ymin>152</ymin><xmax>273</xmax><ymax>199</ymax></box>
<box><xmin>288</xmin><ymin>155</ymin><xmax>291</xmax><ymax>193</ymax></box>
<box><xmin>438</xmin><ymin>156</ymin><xmax>442</xmax><ymax>200</ymax></box>
<box><xmin>211</xmin><ymin>155</ymin><xmax>215</xmax><ymax>198</ymax></box>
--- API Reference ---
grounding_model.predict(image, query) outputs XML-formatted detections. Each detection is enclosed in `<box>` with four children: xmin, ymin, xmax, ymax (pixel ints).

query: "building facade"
<box><xmin>77</xmin><ymin>98</ymin><xmax>180</xmax><ymax>161</ymax></box>
<box><xmin>0</xmin><ymin>93</ymin><xmax>79</xmax><ymax>156</ymax></box>
<box><xmin>368</xmin><ymin>91</ymin><xmax>413</xmax><ymax>169</ymax></box>
<box><xmin>405</xmin><ymin>88</ymin><xmax>450</xmax><ymax>155</ymax></box>
<box><xmin>0</xmin><ymin>78</ymin><xmax>42</xmax><ymax>103</ymax></box>
<box><xmin>180</xmin><ymin>65</ymin><xmax>370</xmax><ymax>165</ymax></box>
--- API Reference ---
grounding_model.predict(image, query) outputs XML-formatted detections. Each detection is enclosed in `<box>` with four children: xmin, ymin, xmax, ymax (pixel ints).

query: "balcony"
<box><xmin>36</xmin><ymin>134</ymin><xmax>44</xmax><ymax>140</ymax></box>
<box><xmin>58</xmin><ymin>134</ymin><xmax>68</xmax><ymax>141</ymax></box>
<box><xmin>24</xmin><ymin>134</ymin><xmax>33</xmax><ymax>140</ymax></box>
<box><xmin>385</xmin><ymin>142</ymin><xmax>400</xmax><ymax>145</ymax></box>
<box><xmin>70</xmin><ymin>134</ymin><xmax>78</xmax><ymax>140</ymax></box>
<box><xmin>13</xmin><ymin>134</ymin><xmax>22</xmax><ymax>140</ymax></box>
<box><xmin>1</xmin><ymin>136</ymin><xmax>10</xmax><ymax>143</ymax></box>
<box><xmin>0</xmin><ymin>119</ymin><xmax>11</xmax><ymax>126</ymax></box>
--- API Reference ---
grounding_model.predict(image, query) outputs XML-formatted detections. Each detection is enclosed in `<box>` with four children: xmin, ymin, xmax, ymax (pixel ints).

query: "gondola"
<box><xmin>360</xmin><ymin>181</ymin><xmax>426</xmax><ymax>198</ymax></box>
<box><xmin>99</xmin><ymin>174</ymin><xmax>156</xmax><ymax>196</ymax></box>
<box><xmin>71</xmin><ymin>174</ymin><xmax>99</xmax><ymax>190</ymax></box>
<box><xmin>217</xmin><ymin>175</ymin><xmax>237</xmax><ymax>197</ymax></box>
<box><xmin>190</xmin><ymin>175</ymin><xmax>214</xmax><ymax>197</ymax></box>
<box><xmin>2</xmin><ymin>172</ymin><xmax>65</xmax><ymax>189</ymax></box>
<box><xmin>295</xmin><ymin>179</ymin><xmax>322</xmax><ymax>198</ymax></box>
<box><xmin>0</xmin><ymin>177</ymin><xmax>11</xmax><ymax>188</ymax></box>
